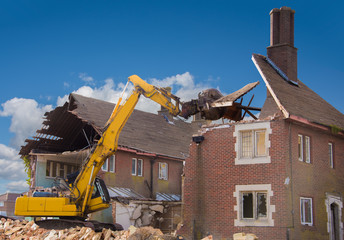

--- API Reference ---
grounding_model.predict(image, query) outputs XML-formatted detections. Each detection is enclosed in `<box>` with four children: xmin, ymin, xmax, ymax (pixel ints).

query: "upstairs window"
<box><xmin>234</xmin><ymin>122</ymin><xmax>271</xmax><ymax>165</ymax></box>
<box><xmin>298</xmin><ymin>135</ymin><xmax>303</xmax><ymax>161</ymax></box>
<box><xmin>300</xmin><ymin>197</ymin><xmax>313</xmax><ymax>226</ymax></box>
<box><xmin>298</xmin><ymin>135</ymin><xmax>311</xmax><ymax>163</ymax></box>
<box><xmin>132</xmin><ymin>158</ymin><xmax>143</xmax><ymax>176</ymax></box>
<box><xmin>329</xmin><ymin>143</ymin><xmax>334</xmax><ymax>168</ymax></box>
<box><xmin>0</xmin><ymin>201</ymin><xmax>4</xmax><ymax>207</ymax></box>
<box><xmin>159</xmin><ymin>162</ymin><xmax>168</xmax><ymax>180</ymax></box>
<box><xmin>102</xmin><ymin>155</ymin><xmax>115</xmax><ymax>172</ymax></box>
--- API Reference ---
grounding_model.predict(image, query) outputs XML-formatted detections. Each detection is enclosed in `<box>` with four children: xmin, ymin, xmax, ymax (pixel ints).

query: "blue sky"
<box><xmin>0</xmin><ymin>0</ymin><xmax>343</xmax><ymax>193</ymax></box>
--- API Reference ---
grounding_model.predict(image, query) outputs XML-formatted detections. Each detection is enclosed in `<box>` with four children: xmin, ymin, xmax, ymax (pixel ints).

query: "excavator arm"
<box><xmin>15</xmin><ymin>75</ymin><xmax>182</xmax><ymax>218</ymax></box>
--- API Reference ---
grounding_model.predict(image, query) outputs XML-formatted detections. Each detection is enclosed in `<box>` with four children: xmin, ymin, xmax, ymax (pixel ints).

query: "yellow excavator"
<box><xmin>14</xmin><ymin>75</ymin><xmax>182</xmax><ymax>230</ymax></box>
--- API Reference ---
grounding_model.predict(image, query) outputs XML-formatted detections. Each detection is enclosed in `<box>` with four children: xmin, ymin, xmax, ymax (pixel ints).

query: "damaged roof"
<box><xmin>20</xmin><ymin>93</ymin><xmax>200</xmax><ymax>159</ymax></box>
<box><xmin>252</xmin><ymin>53</ymin><xmax>344</xmax><ymax>129</ymax></box>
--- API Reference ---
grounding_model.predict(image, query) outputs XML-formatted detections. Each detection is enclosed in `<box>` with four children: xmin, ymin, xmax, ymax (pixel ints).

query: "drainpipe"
<box><xmin>193</xmin><ymin>134</ymin><xmax>205</xmax><ymax>239</ymax></box>
<box><xmin>287</xmin><ymin>121</ymin><xmax>295</xmax><ymax>238</ymax></box>
<box><xmin>150</xmin><ymin>158</ymin><xmax>156</xmax><ymax>199</ymax></box>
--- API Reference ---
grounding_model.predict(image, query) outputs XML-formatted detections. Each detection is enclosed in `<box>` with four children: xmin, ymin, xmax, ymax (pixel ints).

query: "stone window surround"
<box><xmin>234</xmin><ymin>184</ymin><xmax>275</xmax><ymax>227</ymax></box>
<box><xmin>234</xmin><ymin>121</ymin><xmax>272</xmax><ymax>165</ymax></box>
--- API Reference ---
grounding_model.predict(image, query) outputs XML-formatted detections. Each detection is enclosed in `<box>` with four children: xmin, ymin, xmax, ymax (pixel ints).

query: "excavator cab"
<box><xmin>92</xmin><ymin>178</ymin><xmax>110</xmax><ymax>204</ymax></box>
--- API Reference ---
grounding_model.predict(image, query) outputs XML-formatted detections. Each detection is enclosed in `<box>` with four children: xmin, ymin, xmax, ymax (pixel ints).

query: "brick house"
<box><xmin>180</xmin><ymin>7</ymin><xmax>344</xmax><ymax>240</ymax></box>
<box><xmin>0</xmin><ymin>193</ymin><xmax>22</xmax><ymax>218</ymax></box>
<box><xmin>20</xmin><ymin>93</ymin><xmax>199</xmax><ymax>227</ymax></box>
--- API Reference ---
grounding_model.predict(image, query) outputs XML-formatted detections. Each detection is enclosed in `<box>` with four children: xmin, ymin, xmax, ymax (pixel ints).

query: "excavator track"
<box><xmin>35</xmin><ymin>219</ymin><xmax>123</xmax><ymax>232</ymax></box>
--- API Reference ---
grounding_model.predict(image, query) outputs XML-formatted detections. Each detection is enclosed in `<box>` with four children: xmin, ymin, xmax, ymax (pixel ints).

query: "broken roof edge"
<box><xmin>28</xmin><ymin>148</ymin><xmax>90</xmax><ymax>156</ymax></box>
<box><xmin>118</xmin><ymin>145</ymin><xmax>186</xmax><ymax>161</ymax></box>
<box><xmin>288</xmin><ymin>115</ymin><xmax>344</xmax><ymax>137</ymax></box>
<box><xmin>252</xmin><ymin>54</ymin><xmax>290</xmax><ymax>119</ymax></box>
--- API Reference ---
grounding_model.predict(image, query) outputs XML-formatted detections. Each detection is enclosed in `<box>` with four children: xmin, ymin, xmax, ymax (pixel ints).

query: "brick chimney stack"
<box><xmin>267</xmin><ymin>7</ymin><xmax>297</xmax><ymax>82</ymax></box>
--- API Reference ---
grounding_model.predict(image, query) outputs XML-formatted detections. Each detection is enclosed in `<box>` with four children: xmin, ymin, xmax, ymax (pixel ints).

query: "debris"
<box><xmin>132</xmin><ymin>205</ymin><xmax>142</xmax><ymax>220</ymax></box>
<box><xmin>181</xmin><ymin>82</ymin><xmax>261</xmax><ymax>121</ymax></box>
<box><xmin>233</xmin><ymin>232</ymin><xmax>258</xmax><ymax>240</ymax></box>
<box><xmin>0</xmin><ymin>218</ymin><xmax>179</xmax><ymax>240</ymax></box>
<box><xmin>149</xmin><ymin>204</ymin><xmax>164</xmax><ymax>213</ymax></box>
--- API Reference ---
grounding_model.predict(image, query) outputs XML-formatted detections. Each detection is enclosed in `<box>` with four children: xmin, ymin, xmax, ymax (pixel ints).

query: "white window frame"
<box><xmin>234</xmin><ymin>184</ymin><xmax>275</xmax><ymax>226</ymax></box>
<box><xmin>329</xmin><ymin>143</ymin><xmax>334</xmax><ymax>168</ymax></box>
<box><xmin>298</xmin><ymin>135</ymin><xmax>311</xmax><ymax>163</ymax></box>
<box><xmin>234</xmin><ymin>122</ymin><xmax>272</xmax><ymax>165</ymax></box>
<box><xmin>158</xmin><ymin>162</ymin><xmax>168</xmax><ymax>180</ymax></box>
<box><xmin>300</xmin><ymin>197</ymin><xmax>313</xmax><ymax>226</ymax></box>
<box><xmin>132</xmin><ymin>158</ymin><xmax>137</xmax><ymax>176</ymax></box>
<box><xmin>0</xmin><ymin>201</ymin><xmax>4</xmax><ymax>207</ymax></box>
<box><xmin>46</xmin><ymin>160</ymin><xmax>78</xmax><ymax>178</ymax></box>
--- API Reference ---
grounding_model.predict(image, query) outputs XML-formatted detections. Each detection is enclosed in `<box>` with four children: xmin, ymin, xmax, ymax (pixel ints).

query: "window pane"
<box><xmin>46</xmin><ymin>161</ymin><xmax>51</xmax><ymax>177</ymax></box>
<box><xmin>59</xmin><ymin>163</ymin><xmax>65</xmax><ymax>178</ymax></box>
<box><xmin>159</xmin><ymin>162</ymin><xmax>168</xmax><ymax>180</ymax></box>
<box><xmin>329</xmin><ymin>143</ymin><xmax>334</xmax><ymax>168</ymax></box>
<box><xmin>52</xmin><ymin>162</ymin><xmax>57</xmax><ymax>177</ymax></box>
<box><xmin>298</xmin><ymin>135</ymin><xmax>303</xmax><ymax>161</ymax></box>
<box><xmin>102</xmin><ymin>159</ymin><xmax>108</xmax><ymax>171</ymax></box>
<box><xmin>132</xmin><ymin>159</ymin><xmax>137</xmax><ymax>175</ymax></box>
<box><xmin>255</xmin><ymin>131</ymin><xmax>266</xmax><ymax>156</ymax></box>
<box><xmin>109</xmin><ymin>156</ymin><xmax>115</xmax><ymax>172</ymax></box>
<box><xmin>242</xmin><ymin>193</ymin><xmax>253</xmax><ymax>218</ymax></box>
<box><xmin>305</xmin><ymin>136</ymin><xmax>310</xmax><ymax>163</ymax></box>
<box><xmin>257</xmin><ymin>193</ymin><xmax>267</xmax><ymax>217</ymax></box>
<box><xmin>137</xmin><ymin>159</ymin><xmax>143</xmax><ymax>176</ymax></box>
<box><xmin>241</xmin><ymin>131</ymin><xmax>252</xmax><ymax>158</ymax></box>
<box><xmin>67</xmin><ymin>165</ymin><xmax>72</xmax><ymax>175</ymax></box>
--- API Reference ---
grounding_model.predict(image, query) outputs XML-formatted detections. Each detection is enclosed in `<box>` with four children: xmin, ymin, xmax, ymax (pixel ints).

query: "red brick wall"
<box><xmin>288</xmin><ymin>121</ymin><xmax>344</xmax><ymax>239</ymax></box>
<box><xmin>179</xmin><ymin>119</ymin><xmax>344</xmax><ymax>239</ymax></box>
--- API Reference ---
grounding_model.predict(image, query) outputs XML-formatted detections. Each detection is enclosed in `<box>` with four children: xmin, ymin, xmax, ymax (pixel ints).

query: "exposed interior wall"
<box><xmin>113</xmin><ymin>200</ymin><xmax>182</xmax><ymax>233</ymax></box>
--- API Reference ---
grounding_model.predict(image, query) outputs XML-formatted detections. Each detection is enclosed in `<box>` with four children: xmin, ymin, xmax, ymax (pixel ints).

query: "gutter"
<box><xmin>288</xmin><ymin>115</ymin><xmax>344</xmax><ymax>136</ymax></box>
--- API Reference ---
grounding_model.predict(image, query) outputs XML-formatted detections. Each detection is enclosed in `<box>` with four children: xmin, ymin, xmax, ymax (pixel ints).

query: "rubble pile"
<box><xmin>0</xmin><ymin>218</ymin><xmax>177</xmax><ymax>240</ymax></box>
<box><xmin>131</xmin><ymin>204</ymin><xmax>167</xmax><ymax>228</ymax></box>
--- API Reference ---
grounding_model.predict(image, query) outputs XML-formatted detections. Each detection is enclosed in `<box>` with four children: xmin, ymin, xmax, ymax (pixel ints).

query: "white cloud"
<box><xmin>57</xmin><ymin>72</ymin><xmax>214</xmax><ymax>114</ymax></box>
<box><xmin>149</xmin><ymin>72</ymin><xmax>212</xmax><ymax>101</ymax></box>
<box><xmin>0</xmin><ymin>144</ymin><xmax>26</xmax><ymax>182</ymax></box>
<box><xmin>79</xmin><ymin>73</ymin><xmax>95</xmax><ymax>84</ymax></box>
<box><xmin>0</xmin><ymin>98</ymin><xmax>53</xmax><ymax>149</ymax></box>
<box><xmin>6</xmin><ymin>180</ymin><xmax>29</xmax><ymax>193</ymax></box>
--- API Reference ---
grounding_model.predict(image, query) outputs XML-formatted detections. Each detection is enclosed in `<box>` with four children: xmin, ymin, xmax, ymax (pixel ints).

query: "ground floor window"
<box><xmin>46</xmin><ymin>160</ymin><xmax>79</xmax><ymax>178</ymax></box>
<box><xmin>300</xmin><ymin>197</ymin><xmax>313</xmax><ymax>226</ymax></box>
<box><xmin>242</xmin><ymin>192</ymin><xmax>267</xmax><ymax>219</ymax></box>
<box><xmin>234</xmin><ymin>184</ymin><xmax>275</xmax><ymax>226</ymax></box>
